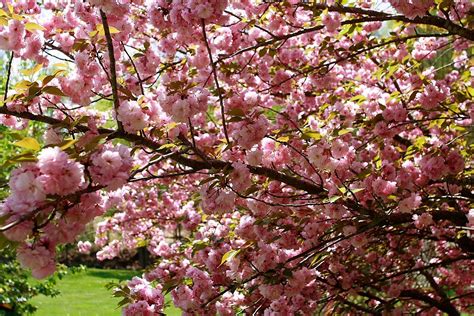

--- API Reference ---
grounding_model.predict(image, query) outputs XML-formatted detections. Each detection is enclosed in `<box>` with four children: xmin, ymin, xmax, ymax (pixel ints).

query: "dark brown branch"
<box><xmin>3</xmin><ymin>52</ymin><xmax>14</xmax><ymax>103</ymax></box>
<box><xmin>100</xmin><ymin>10</ymin><xmax>123</xmax><ymax>131</ymax></box>
<box><xmin>0</xmin><ymin>185</ymin><xmax>104</xmax><ymax>232</ymax></box>
<box><xmin>122</xmin><ymin>42</ymin><xmax>145</xmax><ymax>95</ymax></box>
<box><xmin>201</xmin><ymin>19</ymin><xmax>230</xmax><ymax>144</ymax></box>
<box><xmin>400</xmin><ymin>289</ymin><xmax>460</xmax><ymax>316</ymax></box>
<box><xmin>303</xmin><ymin>4</ymin><xmax>474</xmax><ymax>41</ymax></box>
<box><xmin>44</xmin><ymin>42</ymin><xmax>75</xmax><ymax>61</ymax></box>
<box><xmin>0</xmin><ymin>106</ymin><xmax>326</xmax><ymax>196</ymax></box>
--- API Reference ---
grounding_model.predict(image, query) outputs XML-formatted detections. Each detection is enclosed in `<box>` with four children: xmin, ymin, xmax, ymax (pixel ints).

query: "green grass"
<box><xmin>30</xmin><ymin>268</ymin><xmax>181</xmax><ymax>316</ymax></box>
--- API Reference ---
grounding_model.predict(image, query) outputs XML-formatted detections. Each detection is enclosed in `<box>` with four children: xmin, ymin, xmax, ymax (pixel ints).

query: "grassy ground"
<box><xmin>30</xmin><ymin>268</ymin><xmax>180</xmax><ymax>316</ymax></box>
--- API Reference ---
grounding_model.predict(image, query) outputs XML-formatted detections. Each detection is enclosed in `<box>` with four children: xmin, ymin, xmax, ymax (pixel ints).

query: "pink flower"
<box><xmin>17</xmin><ymin>240</ymin><xmax>56</xmax><ymax>279</ymax></box>
<box><xmin>77</xmin><ymin>241</ymin><xmax>92</xmax><ymax>254</ymax></box>
<box><xmin>418</xmin><ymin>82</ymin><xmax>448</xmax><ymax>110</ymax></box>
<box><xmin>259</xmin><ymin>284</ymin><xmax>283</xmax><ymax>300</ymax></box>
<box><xmin>123</xmin><ymin>300</ymin><xmax>155</xmax><ymax>316</ymax></box>
<box><xmin>398</xmin><ymin>193</ymin><xmax>422</xmax><ymax>213</ymax></box>
<box><xmin>467</xmin><ymin>210</ymin><xmax>474</xmax><ymax>227</ymax></box>
<box><xmin>351</xmin><ymin>234</ymin><xmax>368</xmax><ymax>248</ymax></box>
<box><xmin>387</xmin><ymin>283</ymin><xmax>402</xmax><ymax>297</ymax></box>
<box><xmin>331</xmin><ymin>139</ymin><xmax>349</xmax><ymax>159</ymax></box>
<box><xmin>230</xmin><ymin>162</ymin><xmax>251</xmax><ymax>192</ymax></box>
<box><xmin>200</xmin><ymin>184</ymin><xmax>236</xmax><ymax>214</ymax></box>
<box><xmin>117</xmin><ymin>101</ymin><xmax>149</xmax><ymax>133</ymax></box>
<box><xmin>232</xmin><ymin>115</ymin><xmax>269</xmax><ymax>150</ymax></box>
<box><xmin>3</xmin><ymin>220</ymin><xmax>34</xmax><ymax>242</ymax></box>
<box><xmin>382</xmin><ymin>101</ymin><xmax>407</xmax><ymax>122</ymax></box>
<box><xmin>389</xmin><ymin>0</ymin><xmax>434</xmax><ymax>19</ymax></box>
<box><xmin>413</xmin><ymin>213</ymin><xmax>434</xmax><ymax>228</ymax></box>
<box><xmin>419</xmin><ymin>155</ymin><xmax>447</xmax><ymax>180</ymax></box>
<box><xmin>372</xmin><ymin>177</ymin><xmax>397</xmax><ymax>196</ymax></box>
<box><xmin>8</xmin><ymin>166</ymin><xmax>45</xmax><ymax>206</ymax></box>
<box><xmin>172</xmin><ymin>286</ymin><xmax>197</xmax><ymax>311</ymax></box>
<box><xmin>89</xmin><ymin>145</ymin><xmax>133</xmax><ymax>190</ymax></box>
<box><xmin>37</xmin><ymin>147</ymin><xmax>84</xmax><ymax>196</ymax></box>
<box><xmin>446</xmin><ymin>151</ymin><xmax>465</xmax><ymax>174</ymax></box>
<box><xmin>0</xmin><ymin>19</ymin><xmax>25</xmax><ymax>52</ymax></box>
<box><xmin>322</xmin><ymin>12</ymin><xmax>341</xmax><ymax>33</ymax></box>
<box><xmin>96</xmin><ymin>240</ymin><xmax>121</xmax><ymax>261</ymax></box>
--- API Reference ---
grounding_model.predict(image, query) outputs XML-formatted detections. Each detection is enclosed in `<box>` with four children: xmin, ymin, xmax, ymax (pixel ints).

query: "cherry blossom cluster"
<box><xmin>0</xmin><ymin>0</ymin><xmax>473</xmax><ymax>314</ymax></box>
<box><xmin>388</xmin><ymin>0</ymin><xmax>435</xmax><ymax>19</ymax></box>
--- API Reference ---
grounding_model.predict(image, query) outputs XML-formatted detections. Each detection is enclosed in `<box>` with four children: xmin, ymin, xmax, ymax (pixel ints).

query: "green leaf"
<box><xmin>277</xmin><ymin>136</ymin><xmax>290</xmax><ymax>143</ymax></box>
<box><xmin>310</xmin><ymin>252</ymin><xmax>329</xmax><ymax>267</ymax></box>
<box><xmin>192</xmin><ymin>240</ymin><xmax>209</xmax><ymax>255</ymax></box>
<box><xmin>158</xmin><ymin>143</ymin><xmax>176</xmax><ymax>150</ymax></box>
<box><xmin>351</xmin><ymin>188</ymin><xmax>365</xmax><ymax>194</ymax></box>
<box><xmin>20</xmin><ymin>63</ymin><xmax>43</xmax><ymax>76</ymax></box>
<box><xmin>59</xmin><ymin>138</ymin><xmax>79</xmax><ymax>150</ymax></box>
<box><xmin>199</xmin><ymin>177</ymin><xmax>216</xmax><ymax>186</ymax></box>
<box><xmin>227</xmin><ymin>108</ymin><xmax>245</xmax><ymax>117</ymax></box>
<box><xmin>42</xmin><ymin>86</ymin><xmax>66</xmax><ymax>97</ymax></box>
<box><xmin>357</xmin><ymin>168</ymin><xmax>372</xmax><ymax>180</ymax></box>
<box><xmin>96</xmin><ymin>24</ymin><xmax>120</xmax><ymax>37</ymax></box>
<box><xmin>162</xmin><ymin>280</ymin><xmax>179</xmax><ymax>294</ymax></box>
<box><xmin>244</xmin><ymin>184</ymin><xmax>259</xmax><ymax>196</ymax></box>
<box><xmin>325</xmin><ymin>195</ymin><xmax>341</xmax><ymax>203</ymax></box>
<box><xmin>337</xmin><ymin>128</ymin><xmax>352</xmax><ymax>136</ymax></box>
<box><xmin>303</xmin><ymin>131</ymin><xmax>322</xmax><ymax>141</ymax></box>
<box><xmin>41</xmin><ymin>70</ymin><xmax>66</xmax><ymax>86</ymax></box>
<box><xmin>220</xmin><ymin>249</ymin><xmax>241</xmax><ymax>266</ymax></box>
<box><xmin>14</xmin><ymin>137</ymin><xmax>40</xmax><ymax>151</ymax></box>
<box><xmin>228</xmin><ymin>116</ymin><xmax>245</xmax><ymax>122</ymax></box>
<box><xmin>116</xmin><ymin>297</ymin><xmax>130</xmax><ymax>308</ymax></box>
<box><xmin>25</xmin><ymin>22</ymin><xmax>45</xmax><ymax>31</ymax></box>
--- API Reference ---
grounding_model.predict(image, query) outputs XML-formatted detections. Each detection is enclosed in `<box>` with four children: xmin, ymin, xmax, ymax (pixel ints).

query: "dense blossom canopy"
<box><xmin>0</xmin><ymin>0</ymin><xmax>473</xmax><ymax>314</ymax></box>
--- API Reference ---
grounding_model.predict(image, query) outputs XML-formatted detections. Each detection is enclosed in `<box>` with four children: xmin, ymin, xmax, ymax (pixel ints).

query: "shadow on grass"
<box><xmin>86</xmin><ymin>269</ymin><xmax>141</xmax><ymax>281</ymax></box>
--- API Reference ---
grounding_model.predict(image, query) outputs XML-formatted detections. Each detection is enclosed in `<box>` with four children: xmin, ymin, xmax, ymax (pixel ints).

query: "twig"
<box><xmin>100</xmin><ymin>10</ymin><xmax>124</xmax><ymax>131</ymax></box>
<box><xmin>201</xmin><ymin>19</ymin><xmax>230</xmax><ymax>144</ymax></box>
<box><xmin>122</xmin><ymin>42</ymin><xmax>145</xmax><ymax>95</ymax></box>
<box><xmin>3</xmin><ymin>52</ymin><xmax>14</xmax><ymax>103</ymax></box>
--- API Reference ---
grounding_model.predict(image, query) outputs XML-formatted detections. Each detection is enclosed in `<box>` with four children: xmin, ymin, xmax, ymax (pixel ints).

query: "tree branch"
<box><xmin>303</xmin><ymin>3</ymin><xmax>474</xmax><ymax>41</ymax></box>
<box><xmin>400</xmin><ymin>289</ymin><xmax>460</xmax><ymax>316</ymax></box>
<box><xmin>3</xmin><ymin>52</ymin><xmax>14</xmax><ymax>103</ymax></box>
<box><xmin>201</xmin><ymin>19</ymin><xmax>230</xmax><ymax>144</ymax></box>
<box><xmin>100</xmin><ymin>10</ymin><xmax>123</xmax><ymax>131</ymax></box>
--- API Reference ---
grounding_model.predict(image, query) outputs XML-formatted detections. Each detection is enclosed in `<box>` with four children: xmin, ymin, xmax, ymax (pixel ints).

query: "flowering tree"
<box><xmin>0</xmin><ymin>0</ymin><xmax>473</xmax><ymax>314</ymax></box>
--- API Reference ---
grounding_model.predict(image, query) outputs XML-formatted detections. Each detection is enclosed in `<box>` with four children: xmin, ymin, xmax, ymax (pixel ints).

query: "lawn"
<box><xmin>30</xmin><ymin>268</ymin><xmax>181</xmax><ymax>316</ymax></box>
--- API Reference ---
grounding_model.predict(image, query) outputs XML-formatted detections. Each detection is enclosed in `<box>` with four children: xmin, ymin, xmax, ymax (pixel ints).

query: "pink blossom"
<box><xmin>77</xmin><ymin>241</ymin><xmax>92</xmax><ymax>254</ymax></box>
<box><xmin>372</xmin><ymin>177</ymin><xmax>397</xmax><ymax>196</ymax></box>
<box><xmin>17</xmin><ymin>240</ymin><xmax>56</xmax><ymax>279</ymax></box>
<box><xmin>399</xmin><ymin>193</ymin><xmax>422</xmax><ymax>213</ymax></box>
<box><xmin>8</xmin><ymin>165</ymin><xmax>45</xmax><ymax>206</ymax></box>
<box><xmin>232</xmin><ymin>115</ymin><xmax>269</xmax><ymax>150</ymax></box>
<box><xmin>37</xmin><ymin>147</ymin><xmax>84</xmax><ymax>196</ymax></box>
<box><xmin>418</xmin><ymin>82</ymin><xmax>449</xmax><ymax>109</ymax></box>
<box><xmin>3</xmin><ymin>220</ymin><xmax>34</xmax><ymax>242</ymax></box>
<box><xmin>389</xmin><ymin>0</ymin><xmax>434</xmax><ymax>19</ymax></box>
<box><xmin>419</xmin><ymin>155</ymin><xmax>447</xmax><ymax>180</ymax></box>
<box><xmin>413</xmin><ymin>213</ymin><xmax>434</xmax><ymax>228</ymax></box>
<box><xmin>230</xmin><ymin>162</ymin><xmax>251</xmax><ymax>192</ymax></box>
<box><xmin>446</xmin><ymin>151</ymin><xmax>465</xmax><ymax>174</ymax></box>
<box><xmin>89</xmin><ymin>145</ymin><xmax>133</xmax><ymax>190</ymax></box>
<box><xmin>467</xmin><ymin>210</ymin><xmax>474</xmax><ymax>227</ymax></box>
<box><xmin>123</xmin><ymin>300</ymin><xmax>155</xmax><ymax>316</ymax></box>
<box><xmin>200</xmin><ymin>184</ymin><xmax>236</xmax><ymax>214</ymax></box>
<box><xmin>322</xmin><ymin>12</ymin><xmax>341</xmax><ymax>33</ymax></box>
<box><xmin>0</xmin><ymin>19</ymin><xmax>25</xmax><ymax>52</ymax></box>
<box><xmin>117</xmin><ymin>101</ymin><xmax>149</xmax><ymax>133</ymax></box>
